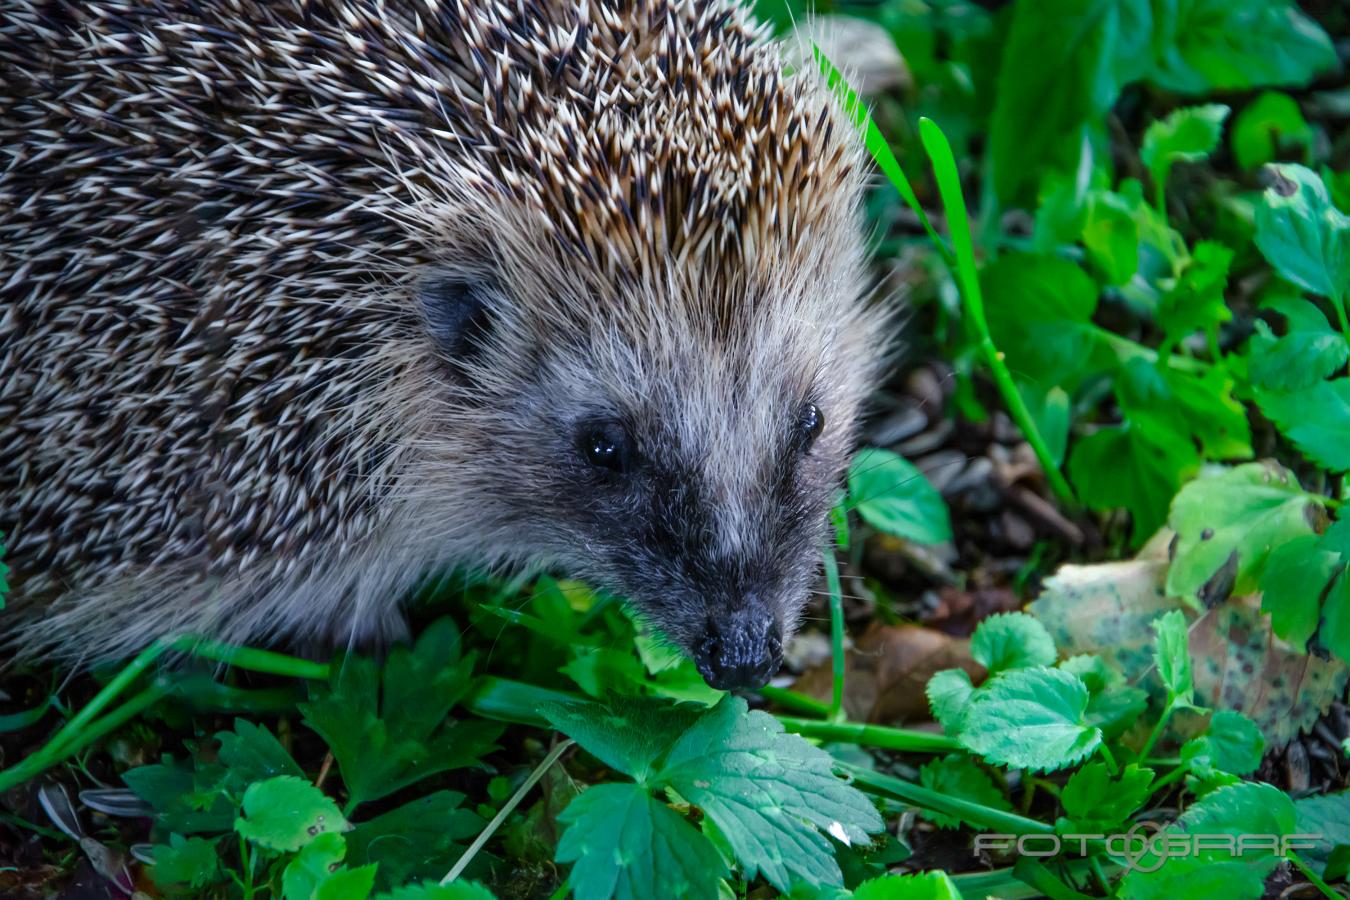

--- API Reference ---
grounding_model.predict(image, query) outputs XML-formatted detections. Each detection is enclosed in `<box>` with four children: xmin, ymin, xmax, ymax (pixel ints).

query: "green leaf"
<box><xmin>1255</xmin><ymin>379</ymin><xmax>1350</xmax><ymax>472</ymax></box>
<box><xmin>1181</xmin><ymin>711</ymin><xmax>1264</xmax><ymax>777</ymax></box>
<box><xmin>1318</xmin><ymin>569</ymin><xmax>1350</xmax><ymax>666</ymax></box>
<box><xmin>1258</xmin><ymin>534</ymin><xmax>1338</xmax><ymax>650</ymax></box>
<box><xmin>151</xmin><ymin>834</ymin><xmax>222</xmax><ymax>890</ymax></box>
<box><xmin>988</xmin><ymin>0</ymin><xmax>1151</xmax><ymax>202</ymax></box>
<box><xmin>1156</xmin><ymin>241</ymin><xmax>1233</xmax><ymax>349</ymax></box>
<box><xmin>1068</xmin><ymin>418</ymin><xmax>1198</xmax><ymax>545</ymax></box>
<box><xmin>984</xmin><ymin>254</ymin><xmax>1104</xmax><ymax>389</ymax></box>
<box><xmin>1060</xmin><ymin>762</ymin><xmax>1154</xmax><ymax>832</ymax></box>
<box><xmin>1246</xmin><ymin>296</ymin><xmax>1349</xmax><ymax>392</ymax></box>
<box><xmin>1083</xmin><ymin>190</ymin><xmax>1140</xmax><ymax>285</ymax></box>
<box><xmin>1152</xmin><ymin>610</ymin><xmax>1195</xmax><ymax>708</ymax></box>
<box><xmin>217</xmin><ymin>719</ymin><xmax>304</xmax><ymax>788</ymax></box>
<box><xmin>539</xmin><ymin>696</ymin><xmax>702</xmax><ymax>785</ymax></box>
<box><xmin>926</xmin><ymin>669</ymin><xmax>974</xmax><ymax>737</ymax></box>
<box><xmin>345</xmin><ymin>792</ymin><xmax>483</xmax><ymax>890</ymax></box>
<box><xmin>958</xmin><ymin>668</ymin><xmax>1102</xmax><ymax>772</ymax></box>
<box><xmin>1085</xmin><ymin>685</ymin><xmax>1149</xmax><ymax>741</ymax></box>
<box><xmin>1166</xmin><ymin>462</ymin><xmax>1325</xmax><ymax>605</ymax></box>
<box><xmin>300</xmin><ymin>621</ymin><xmax>502</xmax><ymax>809</ymax></box>
<box><xmin>122</xmin><ymin>757</ymin><xmax>237</xmax><ymax>835</ymax></box>
<box><xmin>315</xmin><ymin>866</ymin><xmax>377</xmax><ymax>900</ymax></box>
<box><xmin>372</xmin><ymin>883</ymin><xmax>496</xmax><ymax>900</ymax></box>
<box><xmin>916</xmin><ymin>755</ymin><xmax>1011</xmax><ymax>830</ymax></box>
<box><xmin>561</xmin><ymin>648</ymin><xmax>648</xmax><ymax>698</ymax></box>
<box><xmin>1232</xmin><ymin>92</ymin><xmax>1314</xmax><ymax>171</ymax></box>
<box><xmin>1118</xmin><ymin>855</ymin><xmax>1267</xmax><ymax>900</ymax></box>
<box><xmin>1149</xmin><ymin>0</ymin><xmax>1336</xmax><ymax>94</ymax></box>
<box><xmin>1142</xmin><ymin>104</ymin><xmax>1230</xmax><ymax>193</ymax></box>
<box><xmin>0</xmin><ymin>698</ymin><xmax>51</xmax><ymax>734</ymax></box>
<box><xmin>556</xmin><ymin>782</ymin><xmax>727</xmax><ymax>900</ymax></box>
<box><xmin>1254</xmin><ymin>164</ymin><xmax>1350</xmax><ymax>301</ymax></box>
<box><xmin>234</xmin><ymin>776</ymin><xmax>348</xmax><ymax>853</ymax></box>
<box><xmin>657</xmin><ymin>697</ymin><xmax>884</xmax><ymax>891</ymax></box>
<box><xmin>1178</xmin><ymin>781</ymin><xmax>1297</xmax><ymax>846</ymax></box>
<box><xmin>284</xmin><ymin>832</ymin><xmax>347</xmax><ymax>900</ymax></box>
<box><xmin>970</xmin><ymin>613</ymin><xmax>1058</xmax><ymax>675</ymax></box>
<box><xmin>1116</xmin><ymin>357</ymin><xmax>1250</xmax><ymax>461</ymax></box>
<box><xmin>848</xmin><ymin>448</ymin><xmax>952</xmax><ymax>545</ymax></box>
<box><xmin>851</xmin><ymin>871</ymin><xmax>964</xmax><ymax>900</ymax></box>
<box><xmin>1294</xmin><ymin>791</ymin><xmax>1350</xmax><ymax>876</ymax></box>
<box><xmin>1021</xmin><ymin>385</ymin><xmax>1070</xmax><ymax>468</ymax></box>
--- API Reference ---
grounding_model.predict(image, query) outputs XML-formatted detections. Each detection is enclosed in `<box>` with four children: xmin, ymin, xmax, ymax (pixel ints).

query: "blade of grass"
<box><xmin>813</xmin><ymin>48</ymin><xmax>955</xmax><ymax>269</ymax></box>
<box><xmin>842</xmin><ymin>763</ymin><xmax>1055</xmax><ymax>835</ymax></box>
<box><xmin>823</xmin><ymin>546</ymin><xmax>846</xmax><ymax>721</ymax></box>
<box><xmin>917</xmin><ymin>116</ymin><xmax>1077</xmax><ymax>507</ymax></box>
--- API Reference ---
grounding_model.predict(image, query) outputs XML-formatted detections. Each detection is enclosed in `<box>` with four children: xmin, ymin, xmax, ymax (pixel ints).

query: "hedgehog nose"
<box><xmin>694</xmin><ymin>616</ymin><xmax>783</xmax><ymax>691</ymax></box>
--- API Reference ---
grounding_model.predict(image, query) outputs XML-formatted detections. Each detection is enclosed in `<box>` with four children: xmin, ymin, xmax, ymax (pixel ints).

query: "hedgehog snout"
<box><xmin>692</xmin><ymin>601</ymin><xmax>783</xmax><ymax>691</ymax></box>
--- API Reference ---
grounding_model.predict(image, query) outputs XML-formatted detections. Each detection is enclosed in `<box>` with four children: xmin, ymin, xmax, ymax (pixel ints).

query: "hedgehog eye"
<box><xmin>577</xmin><ymin>421</ymin><xmax>633</xmax><ymax>473</ymax></box>
<box><xmin>795</xmin><ymin>402</ymin><xmax>825</xmax><ymax>452</ymax></box>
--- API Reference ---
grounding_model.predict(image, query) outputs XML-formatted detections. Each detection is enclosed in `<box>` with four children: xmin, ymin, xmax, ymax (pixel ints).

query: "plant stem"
<box><xmin>1137</xmin><ymin>703</ymin><xmax>1174</xmax><ymax>764</ymax></box>
<box><xmin>777</xmin><ymin>718</ymin><xmax>960</xmax><ymax>753</ymax></box>
<box><xmin>1287</xmin><ymin>850</ymin><xmax>1340</xmax><ymax>900</ymax></box>
<box><xmin>823</xmin><ymin>548</ymin><xmax>846</xmax><ymax>722</ymax></box>
<box><xmin>170</xmin><ymin>636</ymin><xmax>331</xmax><ymax>681</ymax></box>
<box><xmin>758</xmin><ymin>687</ymin><xmax>831</xmax><ymax>718</ymax></box>
<box><xmin>842</xmin><ymin>763</ymin><xmax>1055</xmax><ymax>835</ymax></box>
<box><xmin>917</xmin><ymin>117</ymin><xmax>1077</xmax><ymax>507</ymax></box>
<box><xmin>442</xmin><ymin>738</ymin><xmax>575</xmax><ymax>885</ymax></box>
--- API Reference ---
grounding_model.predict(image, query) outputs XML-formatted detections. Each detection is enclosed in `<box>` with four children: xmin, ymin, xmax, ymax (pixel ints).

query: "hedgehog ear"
<box><xmin>418</xmin><ymin>273</ymin><xmax>497</xmax><ymax>369</ymax></box>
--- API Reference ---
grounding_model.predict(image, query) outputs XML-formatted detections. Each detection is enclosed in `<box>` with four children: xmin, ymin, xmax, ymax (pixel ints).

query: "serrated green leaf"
<box><xmin>1246</xmin><ymin>295</ymin><xmax>1349</xmax><ymax>392</ymax></box>
<box><xmin>958</xmin><ymin>668</ymin><xmax>1102</xmax><ymax>772</ymax></box>
<box><xmin>1232</xmin><ymin>92</ymin><xmax>1314</xmax><ymax>171</ymax></box>
<box><xmin>151</xmin><ymin>834</ymin><xmax>223</xmax><ymax>890</ymax></box>
<box><xmin>1061</xmin><ymin>762</ymin><xmax>1154</xmax><ymax>833</ymax></box>
<box><xmin>1068</xmin><ymin>418</ymin><xmax>1198</xmax><ymax>545</ymax></box>
<box><xmin>851</xmin><ymin>871</ymin><xmax>964</xmax><ymax>900</ymax></box>
<box><xmin>346</xmin><ymin>792</ymin><xmax>482</xmax><ymax>890</ymax></box>
<box><xmin>1166</xmin><ymin>461</ymin><xmax>1324</xmax><ymax>605</ymax></box>
<box><xmin>234</xmin><ymin>776</ymin><xmax>348</xmax><ymax>852</ymax></box>
<box><xmin>1117</xmin><ymin>855</ymin><xmax>1267</xmax><ymax>900</ymax></box>
<box><xmin>1116</xmin><ymin>357</ymin><xmax>1251</xmax><ymax>461</ymax></box>
<box><xmin>916</xmin><ymin>755</ymin><xmax>1011</xmax><ymax>830</ymax></box>
<box><xmin>1258</xmin><ymin>534</ymin><xmax>1338</xmax><ymax>650</ymax></box>
<box><xmin>560</xmin><ymin>648</ymin><xmax>648</xmax><ymax>698</ymax></box>
<box><xmin>1179</xmin><ymin>781</ymin><xmax>1297</xmax><ymax>843</ymax></box>
<box><xmin>122</xmin><ymin>758</ymin><xmax>236</xmax><ymax>835</ymax></box>
<box><xmin>1156</xmin><ymin>241</ymin><xmax>1233</xmax><ymax>349</ymax></box>
<box><xmin>539</xmin><ymin>696</ymin><xmax>702</xmax><ymax>785</ymax></box>
<box><xmin>848</xmin><ymin>448</ymin><xmax>952</xmax><ymax>545</ymax></box>
<box><xmin>1294</xmin><ymin>790</ymin><xmax>1350</xmax><ymax>876</ymax></box>
<box><xmin>1181</xmin><ymin>711</ymin><xmax>1264</xmax><ymax>777</ymax></box>
<box><xmin>300</xmin><ymin>623</ymin><xmax>502</xmax><ymax>810</ymax></box>
<box><xmin>284</xmin><ymin>832</ymin><xmax>347</xmax><ymax>900</ymax></box>
<box><xmin>1254</xmin><ymin>164</ymin><xmax>1350</xmax><ymax>301</ymax></box>
<box><xmin>1142</xmin><ymin>104</ymin><xmax>1230</xmax><ymax>193</ymax></box>
<box><xmin>372</xmin><ymin>883</ymin><xmax>496</xmax><ymax>900</ymax></box>
<box><xmin>1153</xmin><ymin>610</ymin><xmax>1195</xmax><ymax>708</ymax></box>
<box><xmin>1085</xmin><ymin>684</ymin><xmax>1149</xmax><ymax>740</ymax></box>
<box><xmin>556</xmin><ymin>782</ymin><xmax>727</xmax><ymax>900</ymax></box>
<box><xmin>1255</xmin><ymin>379</ymin><xmax>1350</xmax><ymax>472</ymax></box>
<box><xmin>657</xmin><ymin>697</ymin><xmax>884</xmax><ymax>891</ymax></box>
<box><xmin>926</xmin><ymin>669</ymin><xmax>974</xmax><ymax>737</ymax></box>
<box><xmin>218</xmin><ymin>719</ymin><xmax>304</xmax><ymax>789</ymax></box>
<box><xmin>970</xmin><ymin>613</ymin><xmax>1058</xmax><ymax>675</ymax></box>
<box><xmin>1150</xmin><ymin>0</ymin><xmax>1336</xmax><ymax>94</ymax></box>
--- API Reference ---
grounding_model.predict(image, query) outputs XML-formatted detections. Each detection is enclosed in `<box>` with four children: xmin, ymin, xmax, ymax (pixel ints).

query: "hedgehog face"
<box><xmin>449</xmin><ymin>303</ymin><xmax>872</xmax><ymax>691</ymax></box>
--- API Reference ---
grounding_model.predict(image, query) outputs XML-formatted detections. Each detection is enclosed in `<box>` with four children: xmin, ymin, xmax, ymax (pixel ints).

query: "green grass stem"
<box><xmin>843</xmin><ymin>763</ymin><xmax>1055</xmax><ymax>836</ymax></box>
<box><xmin>776</xmin><ymin>717</ymin><xmax>959</xmax><ymax>753</ymax></box>
<box><xmin>823</xmin><ymin>547</ymin><xmax>846</xmax><ymax>722</ymax></box>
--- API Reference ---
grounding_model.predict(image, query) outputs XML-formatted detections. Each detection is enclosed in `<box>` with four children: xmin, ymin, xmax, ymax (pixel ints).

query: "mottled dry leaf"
<box><xmin>1028</xmin><ymin>554</ymin><xmax>1347</xmax><ymax>747</ymax></box>
<box><xmin>792</xmin><ymin>623</ymin><xmax>983</xmax><ymax>723</ymax></box>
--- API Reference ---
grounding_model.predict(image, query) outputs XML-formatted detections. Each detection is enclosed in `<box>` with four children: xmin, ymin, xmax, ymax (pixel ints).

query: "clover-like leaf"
<box><xmin>958</xmin><ymin>668</ymin><xmax>1102</xmax><ymax>772</ymax></box>
<box><xmin>970</xmin><ymin>613</ymin><xmax>1058</xmax><ymax>675</ymax></box>
<box><xmin>233</xmin><ymin>776</ymin><xmax>348</xmax><ymax>853</ymax></box>
<box><xmin>556</xmin><ymin>782</ymin><xmax>727</xmax><ymax>900</ymax></box>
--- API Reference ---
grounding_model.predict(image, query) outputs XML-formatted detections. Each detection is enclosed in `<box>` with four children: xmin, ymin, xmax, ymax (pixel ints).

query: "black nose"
<box><xmin>694</xmin><ymin>620</ymin><xmax>783</xmax><ymax>691</ymax></box>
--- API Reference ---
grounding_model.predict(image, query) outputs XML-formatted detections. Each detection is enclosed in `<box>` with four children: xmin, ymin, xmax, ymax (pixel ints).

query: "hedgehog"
<box><xmin>0</xmin><ymin>0</ymin><xmax>886</xmax><ymax>690</ymax></box>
